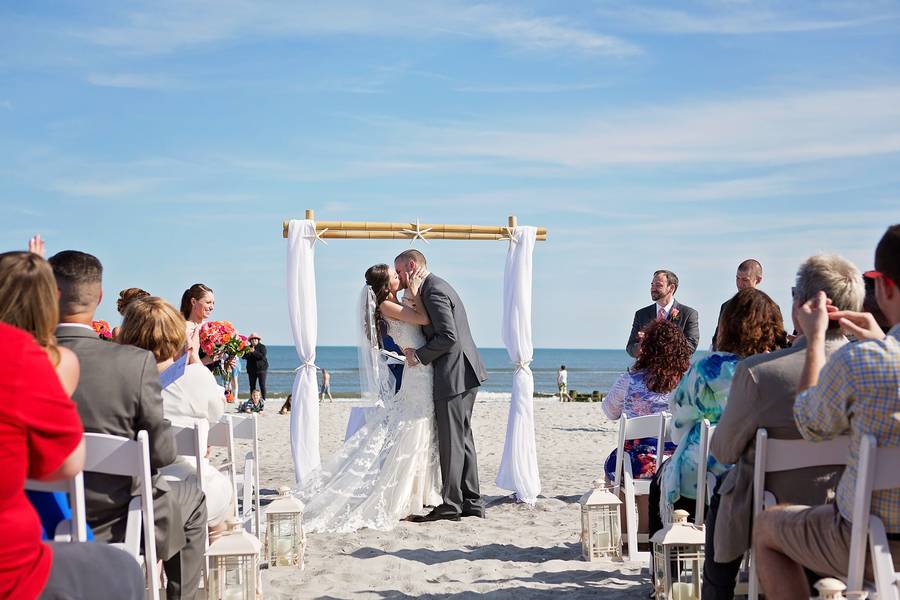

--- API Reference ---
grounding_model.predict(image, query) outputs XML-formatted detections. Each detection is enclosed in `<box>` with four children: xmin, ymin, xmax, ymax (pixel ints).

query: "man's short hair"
<box><xmin>48</xmin><ymin>250</ymin><xmax>103</xmax><ymax>315</ymax></box>
<box><xmin>395</xmin><ymin>249</ymin><xmax>427</xmax><ymax>267</ymax></box>
<box><xmin>795</xmin><ymin>254</ymin><xmax>864</xmax><ymax>330</ymax></box>
<box><xmin>874</xmin><ymin>224</ymin><xmax>900</xmax><ymax>284</ymax></box>
<box><xmin>738</xmin><ymin>259</ymin><xmax>763</xmax><ymax>278</ymax></box>
<box><xmin>653</xmin><ymin>269</ymin><xmax>679</xmax><ymax>292</ymax></box>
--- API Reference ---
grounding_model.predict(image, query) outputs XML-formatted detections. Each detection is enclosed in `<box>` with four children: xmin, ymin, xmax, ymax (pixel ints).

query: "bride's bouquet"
<box><xmin>198</xmin><ymin>320</ymin><xmax>250</xmax><ymax>383</ymax></box>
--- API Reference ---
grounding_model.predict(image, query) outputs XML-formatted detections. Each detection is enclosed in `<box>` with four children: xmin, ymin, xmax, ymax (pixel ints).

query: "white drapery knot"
<box><xmin>513</xmin><ymin>359</ymin><xmax>533</xmax><ymax>373</ymax></box>
<box><xmin>294</xmin><ymin>360</ymin><xmax>319</xmax><ymax>373</ymax></box>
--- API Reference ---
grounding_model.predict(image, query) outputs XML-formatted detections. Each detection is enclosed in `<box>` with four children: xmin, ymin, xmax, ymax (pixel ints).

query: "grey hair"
<box><xmin>795</xmin><ymin>254</ymin><xmax>864</xmax><ymax>319</ymax></box>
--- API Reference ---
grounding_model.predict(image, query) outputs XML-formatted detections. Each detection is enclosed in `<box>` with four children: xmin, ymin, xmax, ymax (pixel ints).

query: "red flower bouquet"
<box><xmin>198</xmin><ymin>320</ymin><xmax>250</xmax><ymax>382</ymax></box>
<box><xmin>92</xmin><ymin>320</ymin><xmax>113</xmax><ymax>340</ymax></box>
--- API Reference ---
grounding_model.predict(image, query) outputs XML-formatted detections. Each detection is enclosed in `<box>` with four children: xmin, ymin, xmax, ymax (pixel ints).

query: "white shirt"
<box><xmin>557</xmin><ymin>370</ymin><xmax>567</xmax><ymax>386</ymax></box>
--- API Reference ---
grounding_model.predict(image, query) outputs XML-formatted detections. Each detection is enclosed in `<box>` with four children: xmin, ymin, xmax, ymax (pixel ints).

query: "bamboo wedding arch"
<box><xmin>283</xmin><ymin>209</ymin><xmax>547</xmax><ymax>504</ymax></box>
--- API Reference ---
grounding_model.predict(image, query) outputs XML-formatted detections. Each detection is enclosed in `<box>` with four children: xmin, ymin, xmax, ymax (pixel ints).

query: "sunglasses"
<box><xmin>864</xmin><ymin>270</ymin><xmax>896</xmax><ymax>288</ymax></box>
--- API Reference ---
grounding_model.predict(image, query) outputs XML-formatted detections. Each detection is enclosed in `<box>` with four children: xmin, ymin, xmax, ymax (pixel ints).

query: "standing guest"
<box><xmin>111</xmin><ymin>287</ymin><xmax>150</xmax><ymax>338</ymax></box>
<box><xmin>240</xmin><ymin>390</ymin><xmax>265</xmax><ymax>413</ymax></box>
<box><xmin>118</xmin><ymin>297</ymin><xmax>234</xmax><ymax>533</ymax></box>
<box><xmin>602</xmin><ymin>320</ymin><xmax>693</xmax><ymax>534</ymax></box>
<box><xmin>711</xmin><ymin>260</ymin><xmax>771</xmax><ymax>350</ymax></box>
<box><xmin>228</xmin><ymin>352</ymin><xmax>241</xmax><ymax>403</ymax></box>
<box><xmin>557</xmin><ymin>365</ymin><xmax>570</xmax><ymax>401</ymax></box>
<box><xmin>626</xmin><ymin>270</ymin><xmax>700</xmax><ymax>357</ymax></box>
<box><xmin>243</xmin><ymin>332</ymin><xmax>269</xmax><ymax>401</ymax></box>
<box><xmin>49</xmin><ymin>251</ymin><xmax>207</xmax><ymax>600</ymax></box>
<box><xmin>651</xmin><ymin>288</ymin><xmax>787</xmax><ymax>534</ymax></box>
<box><xmin>0</xmin><ymin>322</ymin><xmax>144</xmax><ymax>600</ymax></box>
<box><xmin>754</xmin><ymin>225</ymin><xmax>900</xmax><ymax>597</ymax></box>
<box><xmin>703</xmin><ymin>254</ymin><xmax>862</xmax><ymax>600</ymax></box>
<box><xmin>320</xmin><ymin>368</ymin><xmax>334</xmax><ymax>402</ymax></box>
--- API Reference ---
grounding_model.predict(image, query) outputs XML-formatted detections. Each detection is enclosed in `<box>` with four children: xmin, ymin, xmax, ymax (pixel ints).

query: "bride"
<box><xmin>297</xmin><ymin>263</ymin><xmax>442</xmax><ymax>533</ymax></box>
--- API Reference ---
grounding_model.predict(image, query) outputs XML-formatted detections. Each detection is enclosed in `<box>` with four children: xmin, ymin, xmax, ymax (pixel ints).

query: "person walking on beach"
<box><xmin>320</xmin><ymin>369</ymin><xmax>334</xmax><ymax>402</ymax></box>
<box><xmin>243</xmin><ymin>333</ymin><xmax>268</xmax><ymax>401</ymax></box>
<box><xmin>557</xmin><ymin>365</ymin><xmax>570</xmax><ymax>401</ymax></box>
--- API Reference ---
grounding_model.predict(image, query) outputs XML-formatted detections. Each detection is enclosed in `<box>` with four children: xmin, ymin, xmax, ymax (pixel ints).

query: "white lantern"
<box><xmin>650</xmin><ymin>509</ymin><xmax>705</xmax><ymax>600</ymax></box>
<box><xmin>265</xmin><ymin>486</ymin><xmax>306</xmax><ymax>568</ymax></box>
<box><xmin>812</xmin><ymin>578</ymin><xmax>848</xmax><ymax>600</ymax></box>
<box><xmin>579</xmin><ymin>480</ymin><xmax>622</xmax><ymax>561</ymax></box>
<box><xmin>207</xmin><ymin>518</ymin><xmax>262</xmax><ymax>600</ymax></box>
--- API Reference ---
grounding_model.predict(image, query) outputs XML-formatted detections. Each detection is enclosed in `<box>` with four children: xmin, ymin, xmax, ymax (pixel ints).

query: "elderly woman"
<box><xmin>118</xmin><ymin>296</ymin><xmax>234</xmax><ymax>532</ymax></box>
<box><xmin>651</xmin><ymin>288</ymin><xmax>787</xmax><ymax>532</ymax></box>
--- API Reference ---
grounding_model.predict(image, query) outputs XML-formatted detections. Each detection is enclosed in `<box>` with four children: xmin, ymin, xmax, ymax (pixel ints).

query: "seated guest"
<box><xmin>48</xmin><ymin>250</ymin><xmax>207</xmax><ymax>600</ymax></box>
<box><xmin>704</xmin><ymin>254</ymin><xmax>862</xmax><ymax>600</ymax></box>
<box><xmin>111</xmin><ymin>287</ymin><xmax>150</xmax><ymax>338</ymax></box>
<box><xmin>863</xmin><ymin>274</ymin><xmax>892</xmax><ymax>335</ymax></box>
<box><xmin>240</xmin><ymin>390</ymin><xmax>265</xmax><ymax>413</ymax></box>
<box><xmin>651</xmin><ymin>288</ymin><xmax>787</xmax><ymax>534</ymax></box>
<box><xmin>117</xmin><ymin>297</ymin><xmax>234</xmax><ymax>533</ymax></box>
<box><xmin>603</xmin><ymin>320</ymin><xmax>692</xmax><ymax>481</ymax></box>
<box><xmin>0</xmin><ymin>321</ymin><xmax>144</xmax><ymax>600</ymax></box>
<box><xmin>755</xmin><ymin>225</ymin><xmax>900</xmax><ymax>596</ymax></box>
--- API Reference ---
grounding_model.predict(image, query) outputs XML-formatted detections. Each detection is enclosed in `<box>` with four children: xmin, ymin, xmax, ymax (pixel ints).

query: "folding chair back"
<box><xmin>694</xmin><ymin>419</ymin><xmax>717</xmax><ymax>525</ymax></box>
<box><xmin>208</xmin><ymin>420</ymin><xmax>239</xmax><ymax>515</ymax></box>
<box><xmin>83</xmin><ymin>431</ymin><xmax>159</xmax><ymax>600</ymax></box>
<box><xmin>748</xmin><ymin>429</ymin><xmax>850</xmax><ymax>600</ymax></box>
<box><xmin>169</xmin><ymin>422</ymin><xmax>206</xmax><ymax>492</ymax></box>
<box><xmin>228</xmin><ymin>414</ymin><xmax>261</xmax><ymax>536</ymax></box>
<box><xmin>25</xmin><ymin>472</ymin><xmax>87</xmax><ymax>542</ymax></box>
<box><xmin>847</xmin><ymin>434</ymin><xmax>900</xmax><ymax>599</ymax></box>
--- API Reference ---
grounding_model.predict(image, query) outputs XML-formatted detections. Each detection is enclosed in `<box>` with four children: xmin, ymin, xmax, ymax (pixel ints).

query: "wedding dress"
<box><xmin>298</xmin><ymin>318</ymin><xmax>442</xmax><ymax>533</ymax></box>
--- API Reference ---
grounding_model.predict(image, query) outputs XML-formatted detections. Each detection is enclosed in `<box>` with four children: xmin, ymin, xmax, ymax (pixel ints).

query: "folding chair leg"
<box><xmin>624</xmin><ymin>465</ymin><xmax>640</xmax><ymax>561</ymax></box>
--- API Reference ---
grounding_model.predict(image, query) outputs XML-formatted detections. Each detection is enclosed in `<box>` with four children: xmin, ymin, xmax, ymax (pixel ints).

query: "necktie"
<box><xmin>657</xmin><ymin>306</ymin><xmax>666</xmax><ymax>321</ymax></box>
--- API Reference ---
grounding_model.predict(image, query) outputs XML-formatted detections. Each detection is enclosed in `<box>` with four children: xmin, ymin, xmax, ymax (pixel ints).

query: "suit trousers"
<box><xmin>248</xmin><ymin>369</ymin><xmax>267</xmax><ymax>399</ymax></box>
<box><xmin>434</xmin><ymin>388</ymin><xmax>483</xmax><ymax>515</ymax></box>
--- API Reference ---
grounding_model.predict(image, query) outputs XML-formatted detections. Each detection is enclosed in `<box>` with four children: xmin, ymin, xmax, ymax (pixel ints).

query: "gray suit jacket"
<box><xmin>56</xmin><ymin>324</ymin><xmax>184</xmax><ymax>559</ymax></box>
<box><xmin>415</xmin><ymin>274</ymin><xmax>487</xmax><ymax>399</ymax></box>
<box><xmin>626</xmin><ymin>300</ymin><xmax>700</xmax><ymax>357</ymax></box>
<box><xmin>710</xmin><ymin>336</ymin><xmax>847</xmax><ymax>562</ymax></box>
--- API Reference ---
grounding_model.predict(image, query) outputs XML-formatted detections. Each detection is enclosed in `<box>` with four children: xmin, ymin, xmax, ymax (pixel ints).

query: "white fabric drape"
<box><xmin>287</xmin><ymin>220</ymin><xmax>320</xmax><ymax>485</ymax></box>
<box><xmin>495</xmin><ymin>225</ymin><xmax>541</xmax><ymax>504</ymax></box>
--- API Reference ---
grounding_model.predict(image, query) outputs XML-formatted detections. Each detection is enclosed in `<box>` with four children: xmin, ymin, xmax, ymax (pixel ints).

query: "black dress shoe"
<box><xmin>461</xmin><ymin>509</ymin><xmax>485</xmax><ymax>519</ymax></box>
<box><xmin>408</xmin><ymin>509</ymin><xmax>461</xmax><ymax>523</ymax></box>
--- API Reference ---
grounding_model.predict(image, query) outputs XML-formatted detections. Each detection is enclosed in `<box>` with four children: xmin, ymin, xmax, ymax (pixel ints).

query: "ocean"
<box><xmin>235</xmin><ymin>346</ymin><xmax>706</xmax><ymax>398</ymax></box>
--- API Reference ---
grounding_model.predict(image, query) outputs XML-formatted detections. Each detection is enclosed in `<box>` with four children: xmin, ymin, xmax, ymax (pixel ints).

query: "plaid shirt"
<box><xmin>794</xmin><ymin>324</ymin><xmax>900</xmax><ymax>533</ymax></box>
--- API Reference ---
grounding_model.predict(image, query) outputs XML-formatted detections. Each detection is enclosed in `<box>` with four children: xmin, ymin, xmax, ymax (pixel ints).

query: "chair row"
<box><xmin>24</xmin><ymin>413</ymin><xmax>261</xmax><ymax>600</ymax></box>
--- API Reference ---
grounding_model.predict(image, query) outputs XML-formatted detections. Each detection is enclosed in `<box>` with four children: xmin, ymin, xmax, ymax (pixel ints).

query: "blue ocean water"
<box><xmin>237</xmin><ymin>346</ymin><xmax>694</xmax><ymax>398</ymax></box>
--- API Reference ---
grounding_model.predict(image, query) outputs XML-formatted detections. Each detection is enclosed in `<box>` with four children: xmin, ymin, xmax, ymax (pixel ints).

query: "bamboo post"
<box><xmin>508</xmin><ymin>215</ymin><xmax>517</xmax><ymax>228</ymax></box>
<box><xmin>281</xmin><ymin>213</ymin><xmax>547</xmax><ymax>240</ymax></box>
<box><xmin>305</xmin><ymin>209</ymin><xmax>314</xmax><ymax>220</ymax></box>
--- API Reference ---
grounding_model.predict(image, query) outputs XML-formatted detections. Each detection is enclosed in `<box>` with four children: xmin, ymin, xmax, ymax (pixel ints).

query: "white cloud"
<box><xmin>402</xmin><ymin>85</ymin><xmax>900</xmax><ymax>167</ymax></box>
<box><xmin>0</xmin><ymin>100</ymin><xmax>12</xmax><ymax>110</ymax></box>
<box><xmin>454</xmin><ymin>82</ymin><xmax>609</xmax><ymax>94</ymax></box>
<box><xmin>86</xmin><ymin>72</ymin><xmax>177</xmax><ymax>90</ymax></box>
<box><xmin>74</xmin><ymin>0</ymin><xmax>639</xmax><ymax>57</ymax></box>
<box><xmin>50</xmin><ymin>178</ymin><xmax>160</xmax><ymax>197</ymax></box>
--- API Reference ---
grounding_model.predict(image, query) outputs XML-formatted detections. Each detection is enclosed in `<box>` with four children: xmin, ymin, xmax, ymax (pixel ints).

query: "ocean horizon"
<box><xmin>236</xmin><ymin>345</ymin><xmax>707</xmax><ymax>398</ymax></box>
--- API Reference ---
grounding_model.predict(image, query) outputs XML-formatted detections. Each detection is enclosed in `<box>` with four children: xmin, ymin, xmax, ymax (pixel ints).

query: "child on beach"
<box><xmin>556</xmin><ymin>365</ymin><xmax>570</xmax><ymax>401</ymax></box>
<box><xmin>239</xmin><ymin>389</ymin><xmax>264</xmax><ymax>413</ymax></box>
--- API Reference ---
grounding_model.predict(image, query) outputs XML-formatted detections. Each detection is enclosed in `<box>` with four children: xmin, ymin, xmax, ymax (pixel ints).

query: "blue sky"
<box><xmin>2</xmin><ymin>1</ymin><xmax>899</xmax><ymax>349</ymax></box>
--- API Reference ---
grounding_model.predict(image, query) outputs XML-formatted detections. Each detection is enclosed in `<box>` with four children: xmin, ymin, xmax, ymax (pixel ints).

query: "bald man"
<box><xmin>711</xmin><ymin>259</ymin><xmax>764</xmax><ymax>350</ymax></box>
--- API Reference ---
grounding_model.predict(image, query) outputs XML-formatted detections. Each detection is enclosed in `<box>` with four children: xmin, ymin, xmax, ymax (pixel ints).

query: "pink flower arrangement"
<box><xmin>199</xmin><ymin>320</ymin><xmax>250</xmax><ymax>382</ymax></box>
<box><xmin>92</xmin><ymin>320</ymin><xmax>113</xmax><ymax>340</ymax></box>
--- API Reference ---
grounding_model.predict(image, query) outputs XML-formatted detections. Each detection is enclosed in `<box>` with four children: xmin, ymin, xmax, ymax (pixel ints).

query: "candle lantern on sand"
<box><xmin>265</xmin><ymin>486</ymin><xmax>306</xmax><ymax>568</ymax></box>
<box><xmin>650</xmin><ymin>509</ymin><xmax>705</xmax><ymax>600</ymax></box>
<box><xmin>579</xmin><ymin>480</ymin><xmax>622</xmax><ymax>561</ymax></box>
<box><xmin>812</xmin><ymin>578</ymin><xmax>849</xmax><ymax>600</ymax></box>
<box><xmin>207</xmin><ymin>518</ymin><xmax>261</xmax><ymax>600</ymax></box>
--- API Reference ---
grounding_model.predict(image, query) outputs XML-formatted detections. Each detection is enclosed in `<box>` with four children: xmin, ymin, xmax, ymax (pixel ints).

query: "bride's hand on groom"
<box><xmin>408</xmin><ymin>267</ymin><xmax>427</xmax><ymax>296</ymax></box>
<box><xmin>403</xmin><ymin>348</ymin><xmax>420</xmax><ymax>366</ymax></box>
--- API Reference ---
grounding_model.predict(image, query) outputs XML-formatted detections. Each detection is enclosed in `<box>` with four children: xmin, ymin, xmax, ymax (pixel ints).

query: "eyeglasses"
<box><xmin>864</xmin><ymin>270</ymin><xmax>896</xmax><ymax>288</ymax></box>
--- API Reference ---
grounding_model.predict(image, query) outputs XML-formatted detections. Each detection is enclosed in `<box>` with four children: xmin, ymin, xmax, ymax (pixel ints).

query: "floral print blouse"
<box><xmin>601</xmin><ymin>369</ymin><xmax>670</xmax><ymax>420</ymax></box>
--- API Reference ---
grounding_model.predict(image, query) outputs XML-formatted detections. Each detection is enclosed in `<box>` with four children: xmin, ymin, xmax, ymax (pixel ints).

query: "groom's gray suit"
<box><xmin>415</xmin><ymin>273</ymin><xmax>488</xmax><ymax>517</ymax></box>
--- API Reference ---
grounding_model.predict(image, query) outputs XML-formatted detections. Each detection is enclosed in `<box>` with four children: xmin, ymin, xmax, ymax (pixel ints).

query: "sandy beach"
<box><xmin>240</xmin><ymin>399</ymin><xmax>649</xmax><ymax>599</ymax></box>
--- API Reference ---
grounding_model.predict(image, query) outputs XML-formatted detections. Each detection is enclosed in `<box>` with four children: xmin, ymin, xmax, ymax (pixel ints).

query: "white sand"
<box><xmin>244</xmin><ymin>400</ymin><xmax>649</xmax><ymax>599</ymax></box>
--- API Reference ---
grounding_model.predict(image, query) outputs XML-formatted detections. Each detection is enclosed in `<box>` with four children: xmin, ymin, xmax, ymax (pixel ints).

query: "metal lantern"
<box><xmin>813</xmin><ymin>579</ymin><xmax>848</xmax><ymax>600</ymax></box>
<box><xmin>650</xmin><ymin>509</ymin><xmax>705</xmax><ymax>600</ymax></box>
<box><xmin>579</xmin><ymin>480</ymin><xmax>622</xmax><ymax>561</ymax></box>
<box><xmin>265</xmin><ymin>486</ymin><xmax>306</xmax><ymax>568</ymax></box>
<box><xmin>207</xmin><ymin>518</ymin><xmax>262</xmax><ymax>600</ymax></box>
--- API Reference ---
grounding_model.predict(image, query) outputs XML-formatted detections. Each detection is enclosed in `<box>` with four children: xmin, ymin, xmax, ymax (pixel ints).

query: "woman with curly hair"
<box><xmin>652</xmin><ymin>287</ymin><xmax>787</xmax><ymax>531</ymax></box>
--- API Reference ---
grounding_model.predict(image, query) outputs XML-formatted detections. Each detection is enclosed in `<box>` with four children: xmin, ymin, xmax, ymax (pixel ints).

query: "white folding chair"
<box><xmin>25</xmin><ymin>472</ymin><xmax>87</xmax><ymax>542</ymax></box>
<box><xmin>847</xmin><ymin>434</ymin><xmax>900</xmax><ymax>600</ymax></box>
<box><xmin>611</xmin><ymin>412</ymin><xmax>668</xmax><ymax>562</ymax></box>
<box><xmin>694</xmin><ymin>419</ymin><xmax>717</xmax><ymax>526</ymax></box>
<box><xmin>208</xmin><ymin>420</ymin><xmax>239</xmax><ymax>516</ymax></box>
<box><xmin>169</xmin><ymin>422</ymin><xmax>209</xmax><ymax>586</ymax></box>
<box><xmin>747</xmin><ymin>429</ymin><xmax>850</xmax><ymax>600</ymax></box>
<box><xmin>83</xmin><ymin>431</ymin><xmax>160</xmax><ymax>600</ymax></box>
<box><xmin>227</xmin><ymin>414</ymin><xmax>261</xmax><ymax>536</ymax></box>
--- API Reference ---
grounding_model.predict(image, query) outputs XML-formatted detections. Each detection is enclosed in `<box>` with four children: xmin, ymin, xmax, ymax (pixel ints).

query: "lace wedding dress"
<box><xmin>298</xmin><ymin>319</ymin><xmax>442</xmax><ymax>533</ymax></box>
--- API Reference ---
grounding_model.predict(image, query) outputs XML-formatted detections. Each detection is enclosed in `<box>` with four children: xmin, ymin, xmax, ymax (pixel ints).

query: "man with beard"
<box><xmin>626</xmin><ymin>270</ymin><xmax>700</xmax><ymax>357</ymax></box>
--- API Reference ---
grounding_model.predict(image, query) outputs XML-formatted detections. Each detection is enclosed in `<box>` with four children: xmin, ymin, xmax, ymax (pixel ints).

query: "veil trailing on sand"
<box><xmin>357</xmin><ymin>285</ymin><xmax>396</xmax><ymax>408</ymax></box>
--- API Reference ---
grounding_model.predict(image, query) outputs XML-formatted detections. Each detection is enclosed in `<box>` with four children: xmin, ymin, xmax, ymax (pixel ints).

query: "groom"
<box><xmin>395</xmin><ymin>249</ymin><xmax>488</xmax><ymax>522</ymax></box>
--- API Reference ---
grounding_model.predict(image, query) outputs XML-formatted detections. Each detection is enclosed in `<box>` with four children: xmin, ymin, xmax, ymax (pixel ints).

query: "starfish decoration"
<box><xmin>400</xmin><ymin>218</ymin><xmax>433</xmax><ymax>244</ymax></box>
<box><xmin>303</xmin><ymin>227</ymin><xmax>329</xmax><ymax>246</ymax></box>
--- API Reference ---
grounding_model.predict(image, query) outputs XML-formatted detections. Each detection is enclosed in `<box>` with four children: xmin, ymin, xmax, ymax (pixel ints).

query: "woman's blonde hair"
<box><xmin>0</xmin><ymin>252</ymin><xmax>61</xmax><ymax>365</ymax></box>
<box><xmin>118</xmin><ymin>297</ymin><xmax>187</xmax><ymax>363</ymax></box>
